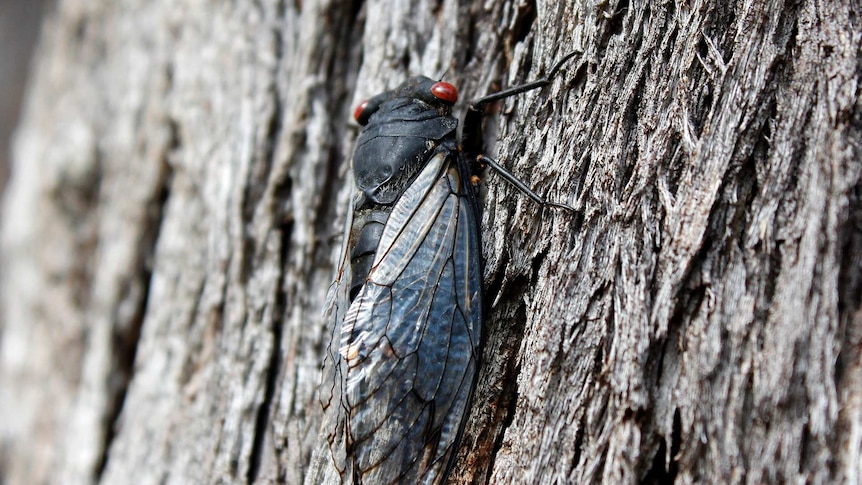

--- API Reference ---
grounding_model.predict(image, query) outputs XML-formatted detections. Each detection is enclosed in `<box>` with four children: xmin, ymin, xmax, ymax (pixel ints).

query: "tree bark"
<box><xmin>1</xmin><ymin>0</ymin><xmax>859</xmax><ymax>484</ymax></box>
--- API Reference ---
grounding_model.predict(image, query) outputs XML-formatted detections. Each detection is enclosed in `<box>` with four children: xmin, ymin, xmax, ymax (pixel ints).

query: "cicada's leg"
<box><xmin>467</xmin><ymin>51</ymin><xmax>579</xmax><ymax>113</ymax></box>
<box><xmin>476</xmin><ymin>154</ymin><xmax>576</xmax><ymax>212</ymax></box>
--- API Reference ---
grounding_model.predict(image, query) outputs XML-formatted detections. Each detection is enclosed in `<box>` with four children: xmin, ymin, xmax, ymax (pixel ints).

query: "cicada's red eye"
<box><xmin>430</xmin><ymin>82</ymin><xmax>458</xmax><ymax>104</ymax></box>
<box><xmin>353</xmin><ymin>100</ymin><xmax>369</xmax><ymax>122</ymax></box>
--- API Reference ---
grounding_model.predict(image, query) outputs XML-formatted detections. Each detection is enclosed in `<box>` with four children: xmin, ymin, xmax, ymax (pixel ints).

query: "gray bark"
<box><xmin>1</xmin><ymin>0</ymin><xmax>859</xmax><ymax>484</ymax></box>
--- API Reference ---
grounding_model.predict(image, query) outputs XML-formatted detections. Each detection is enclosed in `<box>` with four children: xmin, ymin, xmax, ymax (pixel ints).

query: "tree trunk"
<box><xmin>1</xmin><ymin>0</ymin><xmax>859</xmax><ymax>484</ymax></box>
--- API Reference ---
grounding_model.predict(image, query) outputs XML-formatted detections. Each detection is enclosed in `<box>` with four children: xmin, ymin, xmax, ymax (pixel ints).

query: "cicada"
<box><xmin>320</xmin><ymin>53</ymin><xmax>576</xmax><ymax>485</ymax></box>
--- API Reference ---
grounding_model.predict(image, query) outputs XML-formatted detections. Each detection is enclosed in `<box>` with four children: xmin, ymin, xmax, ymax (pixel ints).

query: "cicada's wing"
<box><xmin>335</xmin><ymin>149</ymin><xmax>483</xmax><ymax>485</ymax></box>
<box><xmin>320</xmin><ymin>176</ymin><xmax>356</xmax><ymax>476</ymax></box>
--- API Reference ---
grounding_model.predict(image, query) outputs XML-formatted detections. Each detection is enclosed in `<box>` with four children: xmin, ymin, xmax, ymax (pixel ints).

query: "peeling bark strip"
<box><xmin>0</xmin><ymin>1</ymin><xmax>859</xmax><ymax>485</ymax></box>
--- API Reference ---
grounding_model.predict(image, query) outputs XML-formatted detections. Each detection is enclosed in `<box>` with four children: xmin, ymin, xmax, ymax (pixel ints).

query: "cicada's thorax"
<box><xmin>347</xmin><ymin>88</ymin><xmax>459</xmax><ymax>300</ymax></box>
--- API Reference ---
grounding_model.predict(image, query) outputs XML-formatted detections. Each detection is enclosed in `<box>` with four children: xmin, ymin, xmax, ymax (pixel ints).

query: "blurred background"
<box><xmin>0</xmin><ymin>0</ymin><xmax>47</xmax><ymax>193</ymax></box>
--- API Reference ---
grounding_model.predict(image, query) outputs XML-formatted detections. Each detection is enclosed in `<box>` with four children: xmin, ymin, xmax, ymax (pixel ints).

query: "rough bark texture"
<box><xmin>0</xmin><ymin>0</ymin><xmax>859</xmax><ymax>484</ymax></box>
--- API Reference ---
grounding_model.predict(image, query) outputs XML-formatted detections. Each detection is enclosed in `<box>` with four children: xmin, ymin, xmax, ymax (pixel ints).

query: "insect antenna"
<box><xmin>436</xmin><ymin>62</ymin><xmax>454</xmax><ymax>81</ymax></box>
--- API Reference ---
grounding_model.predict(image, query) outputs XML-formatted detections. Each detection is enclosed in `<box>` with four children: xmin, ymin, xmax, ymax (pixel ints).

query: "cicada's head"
<box><xmin>353</xmin><ymin>76</ymin><xmax>459</xmax><ymax>126</ymax></box>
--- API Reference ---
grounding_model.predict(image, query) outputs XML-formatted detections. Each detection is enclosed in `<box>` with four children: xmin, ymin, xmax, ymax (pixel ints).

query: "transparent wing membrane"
<box><xmin>323</xmin><ymin>151</ymin><xmax>482</xmax><ymax>484</ymax></box>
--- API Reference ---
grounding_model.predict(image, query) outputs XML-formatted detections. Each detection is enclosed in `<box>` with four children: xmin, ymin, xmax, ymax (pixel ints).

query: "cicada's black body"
<box><xmin>321</xmin><ymin>56</ymin><xmax>574</xmax><ymax>485</ymax></box>
<box><xmin>320</xmin><ymin>75</ymin><xmax>481</xmax><ymax>485</ymax></box>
